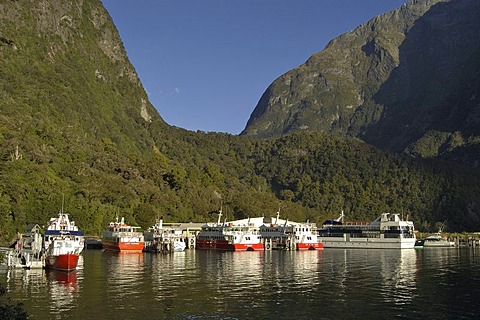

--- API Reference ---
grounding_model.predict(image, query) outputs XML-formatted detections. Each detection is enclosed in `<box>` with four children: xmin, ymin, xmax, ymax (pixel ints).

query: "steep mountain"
<box><xmin>241</xmin><ymin>0</ymin><xmax>480</xmax><ymax>166</ymax></box>
<box><xmin>0</xmin><ymin>0</ymin><xmax>165</xmax><ymax>155</ymax></box>
<box><xmin>0</xmin><ymin>0</ymin><xmax>318</xmax><ymax>240</ymax></box>
<box><xmin>1</xmin><ymin>0</ymin><xmax>480</xmax><ymax>242</ymax></box>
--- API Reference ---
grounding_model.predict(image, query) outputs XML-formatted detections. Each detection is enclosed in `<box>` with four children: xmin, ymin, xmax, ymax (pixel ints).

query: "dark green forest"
<box><xmin>1</xmin><ymin>0</ymin><xmax>480</xmax><ymax>244</ymax></box>
<box><xmin>2</xmin><ymin>126</ymin><xmax>480</xmax><ymax>243</ymax></box>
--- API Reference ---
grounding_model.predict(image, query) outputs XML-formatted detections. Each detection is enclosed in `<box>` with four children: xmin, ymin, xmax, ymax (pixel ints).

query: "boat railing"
<box><xmin>345</xmin><ymin>222</ymin><xmax>370</xmax><ymax>225</ymax></box>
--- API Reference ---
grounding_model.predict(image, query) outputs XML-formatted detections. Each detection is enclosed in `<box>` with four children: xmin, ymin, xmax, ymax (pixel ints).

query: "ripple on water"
<box><xmin>3</xmin><ymin>248</ymin><xmax>480</xmax><ymax>319</ymax></box>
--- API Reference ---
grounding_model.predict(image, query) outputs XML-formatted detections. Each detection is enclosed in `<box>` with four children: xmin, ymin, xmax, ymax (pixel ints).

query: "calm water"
<box><xmin>2</xmin><ymin>248</ymin><xmax>480</xmax><ymax>319</ymax></box>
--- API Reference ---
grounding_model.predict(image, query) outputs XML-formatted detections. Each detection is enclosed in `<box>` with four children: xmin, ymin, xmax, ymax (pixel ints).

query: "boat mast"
<box><xmin>217</xmin><ymin>206</ymin><xmax>223</xmax><ymax>225</ymax></box>
<box><xmin>61</xmin><ymin>194</ymin><xmax>65</xmax><ymax>214</ymax></box>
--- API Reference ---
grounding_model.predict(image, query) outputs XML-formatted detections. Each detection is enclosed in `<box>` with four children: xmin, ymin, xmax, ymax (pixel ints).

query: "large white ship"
<box><xmin>317</xmin><ymin>212</ymin><xmax>416</xmax><ymax>249</ymax></box>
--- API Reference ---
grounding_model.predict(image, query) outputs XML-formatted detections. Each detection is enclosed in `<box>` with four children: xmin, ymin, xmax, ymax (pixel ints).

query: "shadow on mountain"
<box><xmin>362</xmin><ymin>0</ymin><xmax>480</xmax><ymax>165</ymax></box>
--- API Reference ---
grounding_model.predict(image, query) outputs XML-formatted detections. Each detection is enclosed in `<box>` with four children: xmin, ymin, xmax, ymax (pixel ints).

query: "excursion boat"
<box><xmin>144</xmin><ymin>218</ymin><xmax>187</xmax><ymax>253</ymax></box>
<box><xmin>102</xmin><ymin>217</ymin><xmax>145</xmax><ymax>252</ymax></box>
<box><xmin>317</xmin><ymin>212</ymin><xmax>416</xmax><ymax>249</ymax></box>
<box><xmin>259</xmin><ymin>212</ymin><xmax>323</xmax><ymax>250</ymax></box>
<box><xmin>44</xmin><ymin>212</ymin><xmax>85</xmax><ymax>254</ymax></box>
<box><xmin>196</xmin><ymin>211</ymin><xmax>263</xmax><ymax>251</ymax></box>
<box><xmin>422</xmin><ymin>232</ymin><xmax>455</xmax><ymax>247</ymax></box>
<box><xmin>44</xmin><ymin>237</ymin><xmax>80</xmax><ymax>272</ymax></box>
<box><xmin>44</xmin><ymin>212</ymin><xmax>84</xmax><ymax>272</ymax></box>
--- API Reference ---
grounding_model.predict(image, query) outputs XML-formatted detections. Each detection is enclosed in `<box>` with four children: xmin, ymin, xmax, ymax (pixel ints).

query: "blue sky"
<box><xmin>101</xmin><ymin>0</ymin><xmax>407</xmax><ymax>134</ymax></box>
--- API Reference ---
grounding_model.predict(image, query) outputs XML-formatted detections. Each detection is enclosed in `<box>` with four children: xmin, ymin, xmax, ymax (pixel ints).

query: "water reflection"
<box><xmin>46</xmin><ymin>269</ymin><xmax>78</xmax><ymax>284</ymax></box>
<box><xmin>412</xmin><ymin>247</ymin><xmax>480</xmax><ymax>318</ymax></box>
<box><xmin>263</xmin><ymin>250</ymin><xmax>324</xmax><ymax>291</ymax></box>
<box><xmin>216</xmin><ymin>252</ymin><xmax>265</xmax><ymax>298</ymax></box>
<box><xmin>2</xmin><ymin>248</ymin><xmax>480</xmax><ymax>319</ymax></box>
<box><xmin>378</xmin><ymin>249</ymin><xmax>417</xmax><ymax>306</ymax></box>
<box><xmin>147</xmin><ymin>251</ymin><xmax>191</xmax><ymax>301</ymax></box>
<box><xmin>3</xmin><ymin>266</ymin><xmax>48</xmax><ymax>316</ymax></box>
<box><xmin>46</xmin><ymin>269</ymin><xmax>79</xmax><ymax>313</ymax></box>
<box><xmin>5</xmin><ymin>267</ymin><xmax>47</xmax><ymax>292</ymax></box>
<box><xmin>103</xmin><ymin>251</ymin><xmax>145</xmax><ymax>301</ymax></box>
<box><xmin>315</xmin><ymin>249</ymin><xmax>419</xmax><ymax>318</ymax></box>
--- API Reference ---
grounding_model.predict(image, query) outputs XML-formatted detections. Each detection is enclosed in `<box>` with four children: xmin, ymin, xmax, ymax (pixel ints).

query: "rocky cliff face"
<box><xmin>242</xmin><ymin>0</ymin><xmax>480</xmax><ymax>165</ymax></box>
<box><xmin>0</xmin><ymin>0</ymin><xmax>165</xmax><ymax>157</ymax></box>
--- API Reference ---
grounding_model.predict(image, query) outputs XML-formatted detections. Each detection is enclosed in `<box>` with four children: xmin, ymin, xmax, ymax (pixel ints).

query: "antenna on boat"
<box><xmin>61</xmin><ymin>194</ymin><xmax>65</xmax><ymax>214</ymax></box>
<box><xmin>339</xmin><ymin>209</ymin><xmax>345</xmax><ymax>224</ymax></box>
<box><xmin>217</xmin><ymin>205</ymin><xmax>223</xmax><ymax>225</ymax></box>
<box><xmin>440</xmin><ymin>221</ymin><xmax>447</xmax><ymax>233</ymax></box>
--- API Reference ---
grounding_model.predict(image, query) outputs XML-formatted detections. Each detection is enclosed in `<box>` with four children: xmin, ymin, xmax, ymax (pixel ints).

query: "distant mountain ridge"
<box><xmin>242</xmin><ymin>0</ymin><xmax>480</xmax><ymax>166</ymax></box>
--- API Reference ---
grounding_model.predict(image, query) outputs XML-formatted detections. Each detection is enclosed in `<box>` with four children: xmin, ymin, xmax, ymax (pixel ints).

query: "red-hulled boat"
<box><xmin>292</xmin><ymin>222</ymin><xmax>323</xmax><ymax>251</ymax></box>
<box><xmin>260</xmin><ymin>212</ymin><xmax>324</xmax><ymax>250</ymax></box>
<box><xmin>45</xmin><ymin>237</ymin><xmax>80</xmax><ymax>272</ymax></box>
<box><xmin>196</xmin><ymin>211</ymin><xmax>264</xmax><ymax>251</ymax></box>
<box><xmin>102</xmin><ymin>217</ymin><xmax>144</xmax><ymax>252</ymax></box>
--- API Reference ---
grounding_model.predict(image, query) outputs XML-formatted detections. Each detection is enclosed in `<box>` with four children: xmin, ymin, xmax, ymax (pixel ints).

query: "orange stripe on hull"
<box><xmin>232</xmin><ymin>243</ymin><xmax>264</xmax><ymax>251</ymax></box>
<box><xmin>102</xmin><ymin>240</ymin><xmax>144</xmax><ymax>252</ymax></box>
<box><xmin>296</xmin><ymin>243</ymin><xmax>324</xmax><ymax>250</ymax></box>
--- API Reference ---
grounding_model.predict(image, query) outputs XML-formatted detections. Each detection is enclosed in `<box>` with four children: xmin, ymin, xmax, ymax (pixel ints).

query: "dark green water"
<box><xmin>1</xmin><ymin>248</ymin><xmax>480</xmax><ymax>319</ymax></box>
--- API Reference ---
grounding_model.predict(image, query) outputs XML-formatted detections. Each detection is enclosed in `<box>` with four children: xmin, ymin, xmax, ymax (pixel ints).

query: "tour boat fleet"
<box><xmin>317</xmin><ymin>212</ymin><xmax>416</xmax><ymax>249</ymax></box>
<box><xmin>5</xmin><ymin>208</ymin><xmax>435</xmax><ymax>272</ymax></box>
<box><xmin>195</xmin><ymin>210</ymin><xmax>324</xmax><ymax>251</ymax></box>
<box><xmin>44</xmin><ymin>211</ymin><xmax>84</xmax><ymax>272</ymax></box>
<box><xmin>102</xmin><ymin>217</ymin><xmax>145</xmax><ymax>252</ymax></box>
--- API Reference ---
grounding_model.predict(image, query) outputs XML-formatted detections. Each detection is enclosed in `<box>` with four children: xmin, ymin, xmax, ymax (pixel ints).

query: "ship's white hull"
<box><xmin>320</xmin><ymin>237</ymin><xmax>416</xmax><ymax>249</ymax></box>
<box><xmin>423</xmin><ymin>240</ymin><xmax>455</xmax><ymax>247</ymax></box>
